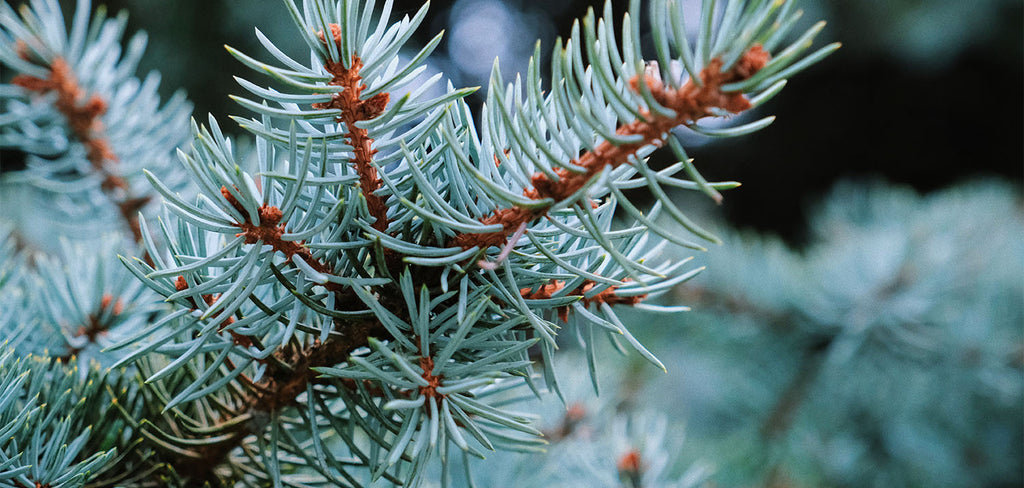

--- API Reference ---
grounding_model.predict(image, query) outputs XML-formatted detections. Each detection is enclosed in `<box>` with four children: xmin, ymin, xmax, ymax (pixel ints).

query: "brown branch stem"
<box><xmin>59</xmin><ymin>294</ymin><xmax>123</xmax><ymax>361</ymax></box>
<box><xmin>676</xmin><ymin>283</ymin><xmax>834</xmax><ymax>439</ymax></box>
<box><xmin>149</xmin><ymin>39</ymin><xmax>770</xmax><ymax>488</ymax></box>
<box><xmin>314</xmin><ymin>26</ymin><xmax>391</xmax><ymax>233</ymax></box>
<box><xmin>169</xmin><ymin>319</ymin><xmax>385</xmax><ymax>484</ymax></box>
<box><xmin>218</xmin><ymin>186</ymin><xmax>365</xmax><ymax>307</ymax></box>
<box><xmin>165</xmin><ymin>220</ymin><xmax>387</xmax><ymax>482</ymax></box>
<box><xmin>760</xmin><ymin>336</ymin><xmax>833</xmax><ymax>438</ymax></box>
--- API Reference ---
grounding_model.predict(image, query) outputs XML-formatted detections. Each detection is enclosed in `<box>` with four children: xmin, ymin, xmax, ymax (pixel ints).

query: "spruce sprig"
<box><xmin>0</xmin><ymin>0</ymin><xmax>836</xmax><ymax>485</ymax></box>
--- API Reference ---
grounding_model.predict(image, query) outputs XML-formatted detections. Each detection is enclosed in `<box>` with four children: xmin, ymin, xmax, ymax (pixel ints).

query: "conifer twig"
<box><xmin>314</xmin><ymin>25</ymin><xmax>391</xmax><ymax>233</ymax></box>
<box><xmin>12</xmin><ymin>57</ymin><xmax>151</xmax><ymax>247</ymax></box>
<box><xmin>452</xmin><ymin>46</ymin><xmax>771</xmax><ymax>251</ymax></box>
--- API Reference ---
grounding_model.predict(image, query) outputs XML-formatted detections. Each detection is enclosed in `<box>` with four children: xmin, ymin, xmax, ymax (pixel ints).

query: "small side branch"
<box><xmin>219</xmin><ymin>186</ymin><xmax>363</xmax><ymax>305</ymax></box>
<box><xmin>315</xmin><ymin>25</ymin><xmax>391</xmax><ymax>233</ymax></box>
<box><xmin>174</xmin><ymin>276</ymin><xmax>252</xmax><ymax>348</ymax></box>
<box><xmin>12</xmin><ymin>57</ymin><xmax>151</xmax><ymax>247</ymax></box>
<box><xmin>59</xmin><ymin>294</ymin><xmax>123</xmax><ymax>361</ymax></box>
<box><xmin>522</xmin><ymin>279</ymin><xmax>647</xmax><ymax>322</ymax></box>
<box><xmin>164</xmin><ymin>189</ymin><xmax>393</xmax><ymax>482</ymax></box>
<box><xmin>452</xmin><ymin>46</ymin><xmax>771</xmax><ymax>251</ymax></box>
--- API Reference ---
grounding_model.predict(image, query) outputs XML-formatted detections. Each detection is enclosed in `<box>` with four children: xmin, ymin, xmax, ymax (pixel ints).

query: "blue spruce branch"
<box><xmin>0</xmin><ymin>0</ymin><xmax>843</xmax><ymax>485</ymax></box>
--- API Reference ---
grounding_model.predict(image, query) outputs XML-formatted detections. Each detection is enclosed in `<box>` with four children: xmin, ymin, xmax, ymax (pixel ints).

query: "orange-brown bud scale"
<box><xmin>579</xmin><ymin>281</ymin><xmax>645</xmax><ymax>308</ymax></box>
<box><xmin>547</xmin><ymin>402</ymin><xmax>588</xmax><ymax>440</ymax></box>
<box><xmin>617</xmin><ymin>449</ymin><xmax>642</xmax><ymax>474</ymax></box>
<box><xmin>100</xmin><ymin>293</ymin><xmax>125</xmax><ymax>316</ymax></box>
<box><xmin>418</xmin><ymin>356</ymin><xmax>444</xmax><ymax>400</ymax></box>
<box><xmin>14</xmin><ymin>40</ymin><xmax>31</xmax><ymax>61</ymax></box>
<box><xmin>219</xmin><ymin>186</ymin><xmax>336</xmax><ymax>284</ymax></box>
<box><xmin>567</xmin><ymin>402</ymin><xmax>586</xmax><ymax>421</ymax></box>
<box><xmin>452</xmin><ymin>205</ymin><xmax>544</xmax><ymax>249</ymax></box>
<box><xmin>72</xmin><ymin>293</ymin><xmax>123</xmax><ymax>344</ymax></box>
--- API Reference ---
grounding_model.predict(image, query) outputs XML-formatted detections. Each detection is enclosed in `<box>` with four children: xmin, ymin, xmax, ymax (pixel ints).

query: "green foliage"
<box><xmin>0</xmin><ymin>352</ymin><xmax>123</xmax><ymax>487</ymax></box>
<box><xmin>36</xmin><ymin>0</ymin><xmax>1024</xmax><ymax>487</ymax></box>
<box><xmin>0</xmin><ymin>0</ymin><xmax>190</xmax><ymax>252</ymax></box>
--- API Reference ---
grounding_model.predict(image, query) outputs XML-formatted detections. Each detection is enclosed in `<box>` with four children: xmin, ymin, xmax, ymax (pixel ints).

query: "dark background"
<box><xmin>36</xmin><ymin>0</ymin><xmax>1024</xmax><ymax>243</ymax></box>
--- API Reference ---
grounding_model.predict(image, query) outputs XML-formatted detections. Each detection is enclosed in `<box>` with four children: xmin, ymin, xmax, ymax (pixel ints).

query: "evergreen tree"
<box><xmin>28</xmin><ymin>1</ymin><xmax>1022</xmax><ymax>487</ymax></box>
